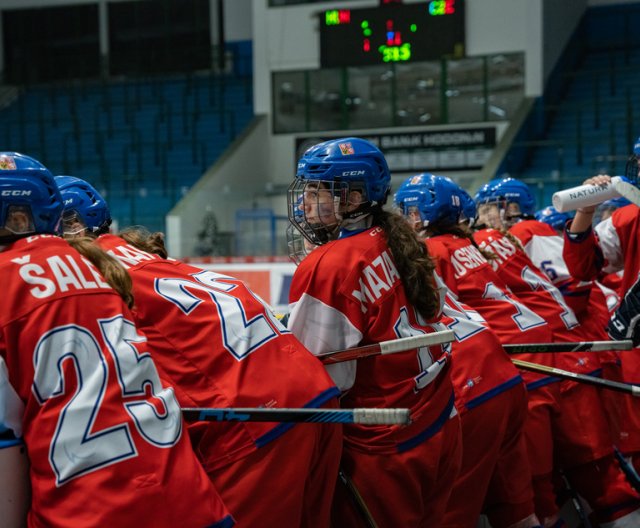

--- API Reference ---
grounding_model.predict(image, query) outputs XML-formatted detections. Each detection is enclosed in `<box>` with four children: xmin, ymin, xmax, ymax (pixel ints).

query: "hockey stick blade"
<box><xmin>319</xmin><ymin>330</ymin><xmax>455</xmax><ymax>364</ymax></box>
<box><xmin>182</xmin><ymin>407</ymin><xmax>412</xmax><ymax>425</ymax></box>
<box><xmin>512</xmin><ymin>359</ymin><xmax>640</xmax><ymax>396</ymax></box>
<box><xmin>504</xmin><ymin>339</ymin><xmax>634</xmax><ymax>354</ymax></box>
<box><xmin>614</xmin><ymin>178</ymin><xmax>640</xmax><ymax>207</ymax></box>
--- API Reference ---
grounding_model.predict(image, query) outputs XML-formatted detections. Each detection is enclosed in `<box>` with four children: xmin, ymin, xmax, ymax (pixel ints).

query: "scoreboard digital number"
<box><xmin>320</xmin><ymin>1</ymin><xmax>465</xmax><ymax>67</ymax></box>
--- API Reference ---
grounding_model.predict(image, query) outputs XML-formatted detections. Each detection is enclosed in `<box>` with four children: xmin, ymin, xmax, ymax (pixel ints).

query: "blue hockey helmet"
<box><xmin>625</xmin><ymin>137</ymin><xmax>640</xmax><ymax>185</ymax></box>
<box><xmin>0</xmin><ymin>152</ymin><xmax>62</xmax><ymax>242</ymax></box>
<box><xmin>55</xmin><ymin>175</ymin><xmax>111</xmax><ymax>236</ymax></box>
<box><xmin>394</xmin><ymin>173</ymin><xmax>463</xmax><ymax>228</ymax></box>
<box><xmin>601</xmin><ymin>196</ymin><xmax>632</xmax><ymax>210</ymax></box>
<box><xmin>535</xmin><ymin>206</ymin><xmax>572</xmax><ymax>232</ymax></box>
<box><xmin>473</xmin><ymin>178</ymin><xmax>501</xmax><ymax>203</ymax></box>
<box><xmin>288</xmin><ymin>137</ymin><xmax>391</xmax><ymax>245</ymax></box>
<box><xmin>485</xmin><ymin>177</ymin><xmax>536</xmax><ymax>217</ymax></box>
<box><xmin>294</xmin><ymin>137</ymin><xmax>390</xmax><ymax>204</ymax></box>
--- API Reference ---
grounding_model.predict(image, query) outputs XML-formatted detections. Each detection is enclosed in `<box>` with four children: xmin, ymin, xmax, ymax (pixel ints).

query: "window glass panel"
<box><xmin>395</xmin><ymin>61</ymin><xmax>442</xmax><ymax>126</ymax></box>
<box><xmin>273</xmin><ymin>71</ymin><xmax>307</xmax><ymax>133</ymax></box>
<box><xmin>308</xmin><ymin>69</ymin><xmax>343</xmax><ymax>131</ymax></box>
<box><xmin>346</xmin><ymin>66</ymin><xmax>393</xmax><ymax>129</ymax></box>
<box><xmin>270</xmin><ymin>0</ymin><xmax>367</xmax><ymax>6</ymax></box>
<box><xmin>271</xmin><ymin>53</ymin><xmax>524</xmax><ymax>134</ymax></box>
<box><xmin>447</xmin><ymin>57</ymin><xmax>485</xmax><ymax>124</ymax></box>
<box><xmin>487</xmin><ymin>53</ymin><xmax>525</xmax><ymax>120</ymax></box>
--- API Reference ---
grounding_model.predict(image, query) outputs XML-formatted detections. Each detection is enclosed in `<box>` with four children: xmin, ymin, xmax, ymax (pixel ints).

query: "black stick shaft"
<box><xmin>504</xmin><ymin>339</ymin><xmax>633</xmax><ymax>354</ymax></box>
<box><xmin>182</xmin><ymin>407</ymin><xmax>411</xmax><ymax>424</ymax></box>
<box><xmin>614</xmin><ymin>446</ymin><xmax>640</xmax><ymax>494</ymax></box>
<box><xmin>512</xmin><ymin>359</ymin><xmax>640</xmax><ymax>396</ymax></box>
<box><xmin>338</xmin><ymin>469</ymin><xmax>379</xmax><ymax>528</ymax></box>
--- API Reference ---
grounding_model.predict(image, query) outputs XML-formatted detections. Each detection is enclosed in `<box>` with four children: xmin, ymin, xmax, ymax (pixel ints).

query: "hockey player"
<box><xmin>477</xmin><ymin>177</ymin><xmax>612</xmax><ymax>327</ymax></box>
<box><xmin>562</xmin><ymin>175</ymin><xmax>636</xmax><ymax>305</ymax></box>
<box><xmin>563</xmin><ymin>169</ymin><xmax>640</xmax><ymax>478</ymax></box>
<box><xmin>438</xmin><ymin>290</ymin><xmax>539</xmax><ymax>528</ymax></box>
<box><xmin>592</xmin><ymin>197</ymin><xmax>630</xmax><ymax>300</ymax></box>
<box><xmin>396</xmin><ymin>173</ymin><xmax>573</xmax><ymax>526</ymax></box>
<box><xmin>286</xmin><ymin>138</ymin><xmax>461</xmax><ymax>527</ymax></box>
<box><xmin>595</xmin><ymin>196</ymin><xmax>632</xmax><ymax>225</ymax></box>
<box><xmin>478</xmin><ymin>176</ymin><xmax>640</xmax><ymax>527</ymax></box>
<box><xmin>534</xmin><ymin>205</ymin><xmax>620</xmax><ymax>309</ymax></box>
<box><xmin>0</xmin><ymin>153</ymin><xmax>233</xmax><ymax>528</ymax></box>
<box><xmin>291</xmin><ymin>179</ymin><xmax>536</xmax><ymax>527</ymax></box>
<box><xmin>55</xmin><ymin>175</ymin><xmax>343</xmax><ymax>528</ymax></box>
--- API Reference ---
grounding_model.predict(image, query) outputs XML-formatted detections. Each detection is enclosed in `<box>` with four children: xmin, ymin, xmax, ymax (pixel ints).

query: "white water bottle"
<box><xmin>552</xmin><ymin>176</ymin><xmax>623</xmax><ymax>212</ymax></box>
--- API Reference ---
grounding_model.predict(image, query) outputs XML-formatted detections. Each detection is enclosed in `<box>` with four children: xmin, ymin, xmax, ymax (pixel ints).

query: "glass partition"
<box><xmin>272</xmin><ymin>52</ymin><xmax>524</xmax><ymax>133</ymax></box>
<box><xmin>346</xmin><ymin>65</ymin><xmax>394</xmax><ymax>129</ymax></box>
<box><xmin>308</xmin><ymin>68</ymin><xmax>345</xmax><ymax>131</ymax></box>
<box><xmin>446</xmin><ymin>57</ymin><xmax>486</xmax><ymax>124</ymax></box>
<box><xmin>273</xmin><ymin>71</ymin><xmax>307</xmax><ymax>133</ymax></box>
<box><xmin>487</xmin><ymin>53</ymin><xmax>526</xmax><ymax>119</ymax></box>
<box><xmin>395</xmin><ymin>61</ymin><xmax>442</xmax><ymax>126</ymax></box>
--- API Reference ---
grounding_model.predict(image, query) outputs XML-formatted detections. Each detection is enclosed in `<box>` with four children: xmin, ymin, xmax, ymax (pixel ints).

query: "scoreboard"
<box><xmin>320</xmin><ymin>1</ymin><xmax>465</xmax><ymax>67</ymax></box>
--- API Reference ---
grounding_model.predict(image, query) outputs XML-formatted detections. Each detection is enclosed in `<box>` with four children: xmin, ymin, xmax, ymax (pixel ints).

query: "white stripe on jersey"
<box><xmin>289</xmin><ymin>292</ymin><xmax>362</xmax><ymax>392</ymax></box>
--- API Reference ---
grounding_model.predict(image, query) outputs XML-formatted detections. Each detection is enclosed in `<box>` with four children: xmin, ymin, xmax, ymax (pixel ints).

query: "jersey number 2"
<box><xmin>32</xmin><ymin>316</ymin><xmax>182</xmax><ymax>486</ymax></box>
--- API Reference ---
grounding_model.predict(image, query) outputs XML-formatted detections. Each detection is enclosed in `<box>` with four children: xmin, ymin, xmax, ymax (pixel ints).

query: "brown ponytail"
<box><xmin>500</xmin><ymin>229</ymin><xmax>525</xmax><ymax>253</ymax></box>
<box><xmin>373</xmin><ymin>207</ymin><xmax>441</xmax><ymax>321</ymax></box>
<box><xmin>118</xmin><ymin>227</ymin><xmax>168</xmax><ymax>258</ymax></box>
<box><xmin>67</xmin><ymin>237</ymin><xmax>135</xmax><ymax>308</ymax></box>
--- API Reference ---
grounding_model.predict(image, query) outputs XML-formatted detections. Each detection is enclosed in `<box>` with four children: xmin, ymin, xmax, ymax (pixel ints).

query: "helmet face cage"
<box><xmin>625</xmin><ymin>154</ymin><xmax>640</xmax><ymax>185</ymax></box>
<box><xmin>61</xmin><ymin>209</ymin><xmax>89</xmax><ymax>236</ymax></box>
<box><xmin>626</xmin><ymin>137</ymin><xmax>640</xmax><ymax>185</ymax></box>
<box><xmin>286</xmin><ymin>222</ymin><xmax>317</xmax><ymax>264</ymax></box>
<box><xmin>475</xmin><ymin>199</ymin><xmax>506</xmax><ymax>230</ymax></box>
<box><xmin>287</xmin><ymin>178</ymin><xmax>350</xmax><ymax>246</ymax></box>
<box><xmin>479</xmin><ymin>178</ymin><xmax>535</xmax><ymax>227</ymax></box>
<box><xmin>393</xmin><ymin>187</ymin><xmax>429</xmax><ymax>229</ymax></box>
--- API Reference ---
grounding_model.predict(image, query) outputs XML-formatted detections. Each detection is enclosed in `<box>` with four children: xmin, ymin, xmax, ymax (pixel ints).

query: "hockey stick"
<box><xmin>182</xmin><ymin>407</ymin><xmax>411</xmax><ymax>424</ymax></box>
<box><xmin>319</xmin><ymin>330</ymin><xmax>455</xmax><ymax>364</ymax></box>
<box><xmin>504</xmin><ymin>339</ymin><xmax>633</xmax><ymax>354</ymax></box>
<box><xmin>614</xmin><ymin>178</ymin><xmax>640</xmax><ymax>207</ymax></box>
<box><xmin>614</xmin><ymin>446</ymin><xmax>640</xmax><ymax>494</ymax></box>
<box><xmin>560</xmin><ymin>471</ymin><xmax>593</xmax><ymax>528</ymax></box>
<box><xmin>512</xmin><ymin>359</ymin><xmax>640</xmax><ymax>396</ymax></box>
<box><xmin>338</xmin><ymin>469</ymin><xmax>379</xmax><ymax>528</ymax></box>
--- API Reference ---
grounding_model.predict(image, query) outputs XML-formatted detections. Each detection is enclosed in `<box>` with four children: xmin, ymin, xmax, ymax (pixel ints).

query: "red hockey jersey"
<box><xmin>472</xmin><ymin>228</ymin><xmax>602</xmax><ymax>376</ymax></box>
<box><xmin>96</xmin><ymin>234</ymin><xmax>339</xmax><ymax>471</ymax></box>
<box><xmin>0</xmin><ymin>236</ymin><xmax>232</xmax><ymax>528</ymax></box>
<box><xmin>425</xmin><ymin>234</ymin><xmax>553</xmax><ymax>344</ymax></box>
<box><xmin>511</xmin><ymin>219</ymin><xmax>611</xmax><ymax>330</ymax></box>
<box><xmin>440</xmin><ymin>291</ymin><xmax>523</xmax><ymax>414</ymax></box>
<box><xmin>288</xmin><ymin>227</ymin><xmax>456</xmax><ymax>453</ymax></box>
